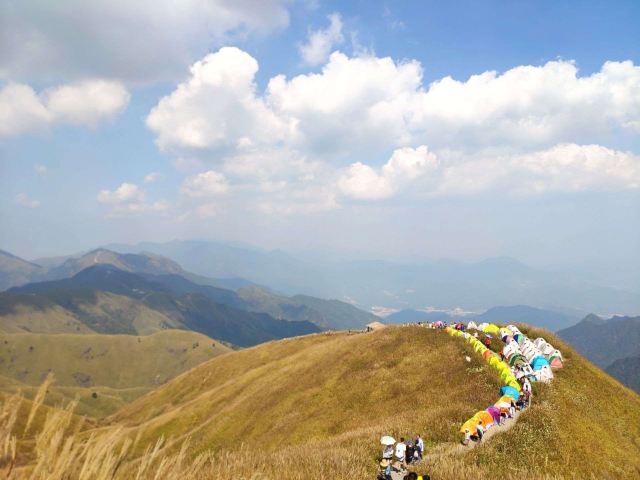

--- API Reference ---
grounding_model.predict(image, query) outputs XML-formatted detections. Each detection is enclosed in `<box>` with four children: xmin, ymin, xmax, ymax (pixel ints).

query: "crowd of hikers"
<box><xmin>375</xmin><ymin>319</ymin><xmax>559</xmax><ymax>479</ymax></box>
<box><xmin>377</xmin><ymin>435</ymin><xmax>430</xmax><ymax>480</ymax></box>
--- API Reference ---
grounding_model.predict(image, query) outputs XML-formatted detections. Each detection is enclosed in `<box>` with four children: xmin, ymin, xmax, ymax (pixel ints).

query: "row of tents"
<box><xmin>444</xmin><ymin>323</ymin><xmax>564</xmax><ymax>438</ymax></box>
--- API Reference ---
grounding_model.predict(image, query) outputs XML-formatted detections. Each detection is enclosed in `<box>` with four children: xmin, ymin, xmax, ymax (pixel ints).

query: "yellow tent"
<box><xmin>483</xmin><ymin>324</ymin><xmax>500</xmax><ymax>335</ymax></box>
<box><xmin>460</xmin><ymin>417</ymin><xmax>479</xmax><ymax>434</ymax></box>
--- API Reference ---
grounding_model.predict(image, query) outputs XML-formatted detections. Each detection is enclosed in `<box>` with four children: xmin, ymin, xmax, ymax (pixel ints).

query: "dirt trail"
<box><xmin>425</xmin><ymin>409</ymin><xmax>522</xmax><ymax>461</ymax></box>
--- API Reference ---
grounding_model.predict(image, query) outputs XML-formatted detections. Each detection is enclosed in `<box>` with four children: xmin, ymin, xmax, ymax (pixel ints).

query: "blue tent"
<box><xmin>500</xmin><ymin>385</ymin><xmax>520</xmax><ymax>401</ymax></box>
<box><xmin>531</xmin><ymin>356</ymin><xmax>550</xmax><ymax>370</ymax></box>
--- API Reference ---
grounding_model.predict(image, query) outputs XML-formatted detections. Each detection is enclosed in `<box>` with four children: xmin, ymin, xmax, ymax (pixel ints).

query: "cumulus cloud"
<box><xmin>0</xmin><ymin>80</ymin><xmax>129</xmax><ymax>138</ymax></box>
<box><xmin>97</xmin><ymin>183</ymin><xmax>144</xmax><ymax>204</ymax></box>
<box><xmin>0</xmin><ymin>0</ymin><xmax>291</xmax><ymax>83</ymax></box>
<box><xmin>147</xmin><ymin>48</ymin><xmax>640</xmax><ymax>211</ymax></box>
<box><xmin>44</xmin><ymin>80</ymin><xmax>130</xmax><ymax>126</ymax></box>
<box><xmin>299</xmin><ymin>13</ymin><xmax>344</xmax><ymax>66</ymax></box>
<box><xmin>144</xmin><ymin>172</ymin><xmax>161</xmax><ymax>184</ymax></box>
<box><xmin>181</xmin><ymin>171</ymin><xmax>229</xmax><ymax>197</ymax></box>
<box><xmin>339</xmin><ymin>146</ymin><xmax>437</xmax><ymax>200</ymax></box>
<box><xmin>97</xmin><ymin>182</ymin><xmax>167</xmax><ymax>217</ymax></box>
<box><xmin>435</xmin><ymin>144</ymin><xmax>640</xmax><ymax>196</ymax></box>
<box><xmin>147</xmin><ymin>47</ymin><xmax>286</xmax><ymax>153</ymax></box>
<box><xmin>15</xmin><ymin>193</ymin><xmax>40</xmax><ymax>208</ymax></box>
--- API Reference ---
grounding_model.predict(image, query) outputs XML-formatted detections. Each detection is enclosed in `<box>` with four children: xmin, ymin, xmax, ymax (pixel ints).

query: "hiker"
<box><xmin>395</xmin><ymin>437</ymin><xmax>407</xmax><ymax>463</ymax></box>
<box><xmin>462</xmin><ymin>428</ymin><xmax>470</xmax><ymax>446</ymax></box>
<box><xmin>382</xmin><ymin>443</ymin><xmax>394</xmax><ymax>460</ymax></box>
<box><xmin>406</xmin><ymin>440</ymin><xmax>415</xmax><ymax>464</ymax></box>
<box><xmin>391</xmin><ymin>459</ymin><xmax>407</xmax><ymax>477</ymax></box>
<box><xmin>476</xmin><ymin>424</ymin><xmax>484</xmax><ymax>442</ymax></box>
<box><xmin>484</xmin><ymin>336</ymin><xmax>492</xmax><ymax>347</ymax></box>
<box><xmin>521</xmin><ymin>377</ymin><xmax>532</xmax><ymax>400</ymax></box>
<box><xmin>378</xmin><ymin>459</ymin><xmax>392</xmax><ymax>480</ymax></box>
<box><xmin>415</xmin><ymin>435</ymin><xmax>424</xmax><ymax>459</ymax></box>
<box><xmin>509</xmin><ymin>400</ymin><xmax>516</xmax><ymax>418</ymax></box>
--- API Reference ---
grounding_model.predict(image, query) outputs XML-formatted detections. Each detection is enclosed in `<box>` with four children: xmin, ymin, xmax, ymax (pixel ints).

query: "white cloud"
<box><xmin>147</xmin><ymin>49</ymin><xmax>640</xmax><ymax>212</ymax></box>
<box><xmin>267</xmin><ymin>51</ymin><xmax>423</xmax><ymax>156</ymax></box>
<box><xmin>339</xmin><ymin>146</ymin><xmax>437</xmax><ymax>200</ymax></box>
<box><xmin>97</xmin><ymin>182</ymin><xmax>168</xmax><ymax>217</ymax></box>
<box><xmin>0</xmin><ymin>80</ymin><xmax>129</xmax><ymax>138</ymax></box>
<box><xmin>0</xmin><ymin>0</ymin><xmax>291</xmax><ymax>83</ymax></box>
<box><xmin>0</xmin><ymin>83</ymin><xmax>53</xmax><ymax>137</ymax></box>
<box><xmin>413</xmin><ymin>60</ymin><xmax>640</xmax><ymax>148</ymax></box>
<box><xmin>144</xmin><ymin>172</ymin><xmax>161</xmax><ymax>184</ymax></box>
<box><xmin>147</xmin><ymin>47</ymin><xmax>286</xmax><ymax>153</ymax></box>
<box><xmin>15</xmin><ymin>193</ymin><xmax>40</xmax><ymax>208</ymax></box>
<box><xmin>515</xmin><ymin>143</ymin><xmax>640</xmax><ymax>193</ymax></box>
<box><xmin>299</xmin><ymin>13</ymin><xmax>344</xmax><ymax>66</ymax></box>
<box><xmin>97</xmin><ymin>183</ymin><xmax>144</xmax><ymax>204</ymax></box>
<box><xmin>44</xmin><ymin>80</ymin><xmax>129</xmax><ymax>126</ymax></box>
<box><xmin>434</xmin><ymin>144</ymin><xmax>640</xmax><ymax>196</ymax></box>
<box><xmin>35</xmin><ymin>164</ymin><xmax>48</xmax><ymax>176</ymax></box>
<box><xmin>181</xmin><ymin>171</ymin><xmax>229</xmax><ymax>197</ymax></box>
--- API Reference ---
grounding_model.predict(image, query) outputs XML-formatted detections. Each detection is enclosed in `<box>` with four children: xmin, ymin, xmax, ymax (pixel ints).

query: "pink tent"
<box><xmin>486</xmin><ymin>407</ymin><xmax>501</xmax><ymax>424</ymax></box>
<box><xmin>550</xmin><ymin>357</ymin><xmax>563</xmax><ymax>368</ymax></box>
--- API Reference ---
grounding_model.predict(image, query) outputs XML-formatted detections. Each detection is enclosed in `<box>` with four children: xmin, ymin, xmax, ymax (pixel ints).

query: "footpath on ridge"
<box><xmin>378</xmin><ymin>322</ymin><xmax>564</xmax><ymax>478</ymax></box>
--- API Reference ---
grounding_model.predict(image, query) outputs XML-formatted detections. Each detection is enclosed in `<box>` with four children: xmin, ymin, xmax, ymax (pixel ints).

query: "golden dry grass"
<box><xmin>0</xmin><ymin>330</ymin><xmax>231</xmax><ymax>416</ymax></box>
<box><xmin>0</xmin><ymin>326</ymin><xmax>637</xmax><ymax>479</ymax></box>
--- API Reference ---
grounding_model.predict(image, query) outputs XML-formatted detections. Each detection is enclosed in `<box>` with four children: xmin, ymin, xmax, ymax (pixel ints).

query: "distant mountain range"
<box><xmin>557</xmin><ymin>314</ymin><xmax>640</xmax><ymax>392</ymax></box>
<box><xmin>385</xmin><ymin>304</ymin><xmax>579</xmax><ymax>331</ymax></box>
<box><xmin>2</xmin><ymin>264</ymin><xmax>320</xmax><ymax>347</ymax></box>
<box><xmin>0</xmin><ymin>248</ymin><xmax>379</xmax><ymax>342</ymax></box>
<box><xmin>102</xmin><ymin>240</ymin><xmax>640</xmax><ymax>314</ymax></box>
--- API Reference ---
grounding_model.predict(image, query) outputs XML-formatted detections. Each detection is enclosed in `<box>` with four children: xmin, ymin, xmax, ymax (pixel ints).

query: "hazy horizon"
<box><xmin>1</xmin><ymin>0</ymin><xmax>639</xmax><ymax>291</ymax></box>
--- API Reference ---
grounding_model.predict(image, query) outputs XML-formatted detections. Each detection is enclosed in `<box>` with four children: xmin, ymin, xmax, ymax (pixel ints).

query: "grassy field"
<box><xmin>0</xmin><ymin>330</ymin><xmax>231</xmax><ymax>416</ymax></box>
<box><xmin>0</xmin><ymin>325</ymin><xmax>638</xmax><ymax>479</ymax></box>
<box><xmin>0</xmin><ymin>291</ymin><xmax>181</xmax><ymax>335</ymax></box>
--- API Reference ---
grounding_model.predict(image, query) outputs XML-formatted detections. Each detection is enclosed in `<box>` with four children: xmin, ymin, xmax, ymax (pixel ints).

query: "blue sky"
<box><xmin>1</xmin><ymin>0</ymin><xmax>639</xmax><ymax>283</ymax></box>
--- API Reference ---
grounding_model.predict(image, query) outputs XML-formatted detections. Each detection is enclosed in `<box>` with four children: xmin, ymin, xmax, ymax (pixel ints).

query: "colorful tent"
<box><xmin>482</xmin><ymin>350</ymin><xmax>494</xmax><ymax>360</ymax></box>
<box><xmin>487</xmin><ymin>406</ymin><xmax>501</xmax><ymax>424</ymax></box>
<box><xmin>495</xmin><ymin>395</ymin><xmax>513</xmax><ymax>410</ymax></box>
<box><xmin>514</xmin><ymin>333</ymin><xmax>525</xmax><ymax>344</ymax></box>
<box><xmin>550</xmin><ymin>357</ymin><xmax>564</xmax><ymax>368</ymax></box>
<box><xmin>483</xmin><ymin>324</ymin><xmax>500</xmax><ymax>335</ymax></box>
<box><xmin>460</xmin><ymin>417</ymin><xmax>479</xmax><ymax>434</ymax></box>
<box><xmin>531</xmin><ymin>356</ymin><xmax>550</xmax><ymax>370</ymax></box>
<box><xmin>500</xmin><ymin>385</ymin><xmax>520</xmax><ymax>401</ymax></box>
<box><xmin>488</xmin><ymin>356</ymin><xmax>501</xmax><ymax>367</ymax></box>
<box><xmin>473</xmin><ymin>410</ymin><xmax>494</xmax><ymax>428</ymax></box>
<box><xmin>466</xmin><ymin>321</ymin><xmax>478</xmax><ymax>330</ymax></box>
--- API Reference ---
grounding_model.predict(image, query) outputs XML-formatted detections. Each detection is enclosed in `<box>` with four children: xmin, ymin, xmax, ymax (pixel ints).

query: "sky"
<box><xmin>1</xmin><ymin>0</ymin><xmax>639</xmax><ymax>278</ymax></box>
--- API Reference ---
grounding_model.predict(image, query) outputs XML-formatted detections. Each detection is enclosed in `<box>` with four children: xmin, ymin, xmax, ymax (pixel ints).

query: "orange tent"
<box><xmin>473</xmin><ymin>410</ymin><xmax>494</xmax><ymax>428</ymax></box>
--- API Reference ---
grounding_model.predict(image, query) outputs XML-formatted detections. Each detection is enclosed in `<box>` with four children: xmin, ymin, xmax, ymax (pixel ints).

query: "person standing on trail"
<box><xmin>383</xmin><ymin>443</ymin><xmax>394</xmax><ymax>460</ymax></box>
<box><xmin>416</xmin><ymin>435</ymin><xmax>424</xmax><ymax>459</ymax></box>
<box><xmin>406</xmin><ymin>440</ymin><xmax>415</xmax><ymax>464</ymax></box>
<box><xmin>462</xmin><ymin>428</ymin><xmax>471</xmax><ymax>446</ymax></box>
<box><xmin>476</xmin><ymin>424</ymin><xmax>484</xmax><ymax>442</ymax></box>
<box><xmin>395</xmin><ymin>437</ymin><xmax>407</xmax><ymax>463</ymax></box>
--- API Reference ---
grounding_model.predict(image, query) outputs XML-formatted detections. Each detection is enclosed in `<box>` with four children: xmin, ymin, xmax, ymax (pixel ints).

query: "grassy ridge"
<box><xmin>112</xmin><ymin>327</ymin><xmax>500</xmax><ymax>458</ymax></box>
<box><xmin>1</xmin><ymin>326</ymin><xmax>638</xmax><ymax>478</ymax></box>
<box><xmin>0</xmin><ymin>330</ymin><xmax>231</xmax><ymax>416</ymax></box>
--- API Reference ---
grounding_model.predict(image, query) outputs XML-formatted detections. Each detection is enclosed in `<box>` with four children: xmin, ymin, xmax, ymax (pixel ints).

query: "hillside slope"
<box><xmin>0</xmin><ymin>249</ymin><xmax>43</xmax><ymax>291</ymax></box>
<box><xmin>557</xmin><ymin>314</ymin><xmax>640</xmax><ymax>367</ymax></box>
<box><xmin>0</xmin><ymin>330</ymin><xmax>230</xmax><ymax>416</ymax></box>
<box><xmin>3</xmin><ymin>265</ymin><xmax>321</xmax><ymax>346</ymax></box>
<box><xmin>606</xmin><ymin>353</ymin><xmax>640</xmax><ymax>393</ymax></box>
<box><xmin>107</xmin><ymin>326</ymin><xmax>640</xmax><ymax>479</ymax></box>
